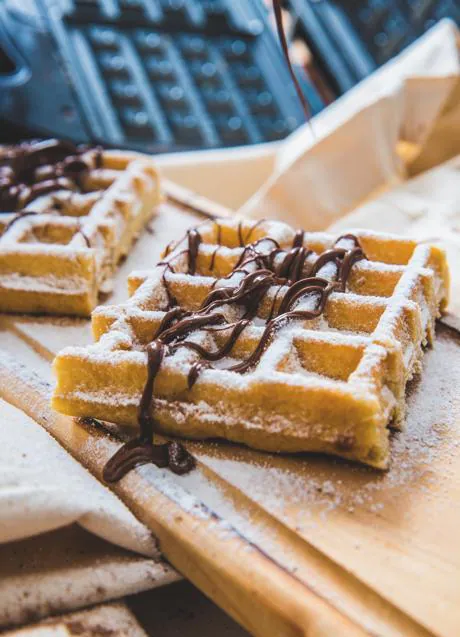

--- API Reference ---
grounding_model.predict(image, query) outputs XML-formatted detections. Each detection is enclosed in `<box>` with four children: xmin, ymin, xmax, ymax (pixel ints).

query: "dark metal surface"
<box><xmin>282</xmin><ymin>0</ymin><xmax>460</xmax><ymax>93</ymax></box>
<box><xmin>0</xmin><ymin>0</ymin><xmax>322</xmax><ymax>153</ymax></box>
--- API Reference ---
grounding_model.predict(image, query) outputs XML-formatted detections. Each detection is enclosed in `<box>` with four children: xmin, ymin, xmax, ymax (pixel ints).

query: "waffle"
<box><xmin>52</xmin><ymin>218</ymin><xmax>449</xmax><ymax>470</ymax></box>
<box><xmin>0</xmin><ymin>139</ymin><xmax>160</xmax><ymax>316</ymax></box>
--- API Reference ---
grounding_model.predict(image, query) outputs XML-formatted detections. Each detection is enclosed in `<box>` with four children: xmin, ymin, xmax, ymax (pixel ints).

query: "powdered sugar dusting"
<box><xmin>189</xmin><ymin>325</ymin><xmax>460</xmax><ymax>529</ymax></box>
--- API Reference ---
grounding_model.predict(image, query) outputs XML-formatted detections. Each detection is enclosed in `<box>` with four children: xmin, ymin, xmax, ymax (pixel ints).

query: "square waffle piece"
<box><xmin>0</xmin><ymin>139</ymin><xmax>160</xmax><ymax>316</ymax></box>
<box><xmin>52</xmin><ymin>218</ymin><xmax>449</xmax><ymax>469</ymax></box>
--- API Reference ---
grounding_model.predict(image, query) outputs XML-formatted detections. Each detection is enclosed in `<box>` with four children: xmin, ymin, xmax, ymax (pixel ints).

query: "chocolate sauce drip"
<box><xmin>187</xmin><ymin>229</ymin><xmax>201</xmax><ymax>275</ymax></box>
<box><xmin>102</xmin><ymin>338</ymin><xmax>196</xmax><ymax>482</ymax></box>
<box><xmin>243</xmin><ymin>219</ymin><xmax>265</xmax><ymax>245</ymax></box>
<box><xmin>214</xmin><ymin>220</ymin><xmax>222</xmax><ymax>245</ymax></box>
<box><xmin>0</xmin><ymin>139</ymin><xmax>101</xmax><ymax>212</ymax></box>
<box><xmin>272</xmin><ymin>0</ymin><xmax>311</xmax><ymax>121</ymax></box>
<box><xmin>103</xmin><ymin>224</ymin><xmax>366</xmax><ymax>483</ymax></box>
<box><xmin>235</xmin><ymin>218</ymin><xmax>266</xmax><ymax>248</ymax></box>
<box><xmin>138</xmin><ymin>341</ymin><xmax>166</xmax><ymax>442</ymax></box>
<box><xmin>160</xmin><ymin>265</ymin><xmax>177</xmax><ymax>310</ymax></box>
<box><xmin>292</xmin><ymin>229</ymin><xmax>305</xmax><ymax>248</ymax></box>
<box><xmin>237</xmin><ymin>221</ymin><xmax>244</xmax><ymax>247</ymax></box>
<box><xmin>233</xmin><ymin>237</ymin><xmax>281</xmax><ymax>272</ymax></box>
<box><xmin>276</xmin><ymin>246</ymin><xmax>312</xmax><ymax>282</ymax></box>
<box><xmin>103</xmin><ymin>438</ymin><xmax>194</xmax><ymax>483</ymax></box>
<box><xmin>79</xmin><ymin>226</ymin><xmax>92</xmax><ymax>248</ymax></box>
<box><xmin>2</xmin><ymin>210</ymin><xmax>39</xmax><ymax>234</ymax></box>
<box><xmin>209</xmin><ymin>245</ymin><xmax>220</xmax><ymax>271</ymax></box>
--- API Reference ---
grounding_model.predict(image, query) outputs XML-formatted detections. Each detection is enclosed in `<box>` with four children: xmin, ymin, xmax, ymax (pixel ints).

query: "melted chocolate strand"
<box><xmin>214</xmin><ymin>219</ymin><xmax>222</xmax><ymax>245</ymax></box>
<box><xmin>276</xmin><ymin>246</ymin><xmax>312</xmax><ymax>282</ymax></box>
<box><xmin>103</xmin><ymin>226</ymin><xmax>366</xmax><ymax>483</ymax></box>
<box><xmin>209</xmin><ymin>245</ymin><xmax>221</xmax><ymax>272</ymax></box>
<box><xmin>161</xmin><ymin>266</ymin><xmax>177</xmax><ymax>309</ymax></box>
<box><xmin>186</xmin><ymin>319</ymin><xmax>251</xmax><ymax>386</ymax></box>
<box><xmin>103</xmin><ymin>438</ymin><xmax>170</xmax><ymax>483</ymax></box>
<box><xmin>104</xmin><ymin>332</ymin><xmax>196</xmax><ymax>481</ymax></box>
<box><xmin>243</xmin><ymin>219</ymin><xmax>265</xmax><ymax>245</ymax></box>
<box><xmin>237</xmin><ymin>221</ymin><xmax>244</xmax><ymax>247</ymax></box>
<box><xmin>267</xmin><ymin>284</ymin><xmax>284</xmax><ymax>321</ymax></box>
<box><xmin>3</xmin><ymin>210</ymin><xmax>39</xmax><ymax>234</ymax></box>
<box><xmin>103</xmin><ymin>438</ymin><xmax>194</xmax><ymax>483</ymax></box>
<box><xmin>138</xmin><ymin>341</ymin><xmax>166</xmax><ymax>442</ymax></box>
<box><xmin>292</xmin><ymin>229</ymin><xmax>305</xmax><ymax>248</ymax></box>
<box><xmin>187</xmin><ymin>229</ymin><xmax>201</xmax><ymax>275</ymax></box>
<box><xmin>272</xmin><ymin>0</ymin><xmax>311</xmax><ymax>121</ymax></box>
<box><xmin>338</xmin><ymin>247</ymin><xmax>365</xmax><ymax>292</ymax></box>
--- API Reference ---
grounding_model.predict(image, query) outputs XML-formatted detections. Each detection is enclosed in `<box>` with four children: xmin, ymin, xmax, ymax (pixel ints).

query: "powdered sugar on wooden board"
<box><xmin>2</xmin><ymin>316</ymin><xmax>93</xmax><ymax>362</ymax></box>
<box><xmin>188</xmin><ymin>325</ymin><xmax>459</xmax><ymax>519</ymax></box>
<box><xmin>177</xmin><ymin>325</ymin><xmax>459</xmax><ymax>636</ymax></box>
<box><xmin>56</xmin><ymin>323</ymin><xmax>460</xmax><ymax>634</ymax></box>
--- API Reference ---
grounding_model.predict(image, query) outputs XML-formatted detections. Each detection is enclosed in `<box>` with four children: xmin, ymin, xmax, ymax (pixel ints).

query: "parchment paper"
<box><xmin>240</xmin><ymin>20</ymin><xmax>460</xmax><ymax>230</ymax></box>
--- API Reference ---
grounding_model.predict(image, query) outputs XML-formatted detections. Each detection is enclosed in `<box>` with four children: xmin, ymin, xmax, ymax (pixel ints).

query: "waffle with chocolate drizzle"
<box><xmin>52</xmin><ymin>217</ymin><xmax>449</xmax><ymax>475</ymax></box>
<box><xmin>0</xmin><ymin>139</ymin><xmax>160</xmax><ymax>316</ymax></box>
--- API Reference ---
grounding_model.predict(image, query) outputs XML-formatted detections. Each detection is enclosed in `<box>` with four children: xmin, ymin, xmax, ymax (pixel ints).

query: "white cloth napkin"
<box><xmin>239</xmin><ymin>20</ymin><xmax>460</xmax><ymax>230</ymax></box>
<box><xmin>0</xmin><ymin>398</ymin><xmax>157</xmax><ymax>557</ymax></box>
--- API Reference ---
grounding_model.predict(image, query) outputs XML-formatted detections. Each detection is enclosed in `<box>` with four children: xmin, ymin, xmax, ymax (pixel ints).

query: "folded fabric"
<box><xmin>0</xmin><ymin>398</ymin><xmax>157</xmax><ymax>557</ymax></box>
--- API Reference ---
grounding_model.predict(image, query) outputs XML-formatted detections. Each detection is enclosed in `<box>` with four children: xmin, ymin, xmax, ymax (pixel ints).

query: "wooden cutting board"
<box><xmin>1</xmin><ymin>187</ymin><xmax>459</xmax><ymax>637</ymax></box>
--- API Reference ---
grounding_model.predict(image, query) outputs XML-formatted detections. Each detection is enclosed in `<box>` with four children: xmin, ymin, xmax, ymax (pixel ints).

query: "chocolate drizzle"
<box><xmin>186</xmin><ymin>229</ymin><xmax>201</xmax><ymax>275</ymax></box>
<box><xmin>103</xmin><ymin>438</ymin><xmax>193</xmax><ymax>483</ymax></box>
<box><xmin>103</xmin><ymin>223</ymin><xmax>366</xmax><ymax>483</ymax></box>
<box><xmin>272</xmin><ymin>0</ymin><xmax>311</xmax><ymax>121</ymax></box>
<box><xmin>2</xmin><ymin>210</ymin><xmax>39</xmax><ymax>234</ymax></box>
<box><xmin>0</xmin><ymin>138</ymin><xmax>102</xmax><ymax>212</ymax></box>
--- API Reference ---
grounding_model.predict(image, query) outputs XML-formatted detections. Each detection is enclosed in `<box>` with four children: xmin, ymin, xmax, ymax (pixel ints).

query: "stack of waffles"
<box><xmin>52</xmin><ymin>217</ymin><xmax>449</xmax><ymax>470</ymax></box>
<box><xmin>0</xmin><ymin>139</ymin><xmax>160</xmax><ymax>316</ymax></box>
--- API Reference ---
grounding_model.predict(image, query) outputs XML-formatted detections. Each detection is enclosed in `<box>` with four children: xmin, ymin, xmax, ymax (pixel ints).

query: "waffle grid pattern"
<box><xmin>53</xmin><ymin>218</ymin><xmax>449</xmax><ymax>468</ymax></box>
<box><xmin>0</xmin><ymin>150</ymin><xmax>160</xmax><ymax>316</ymax></box>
